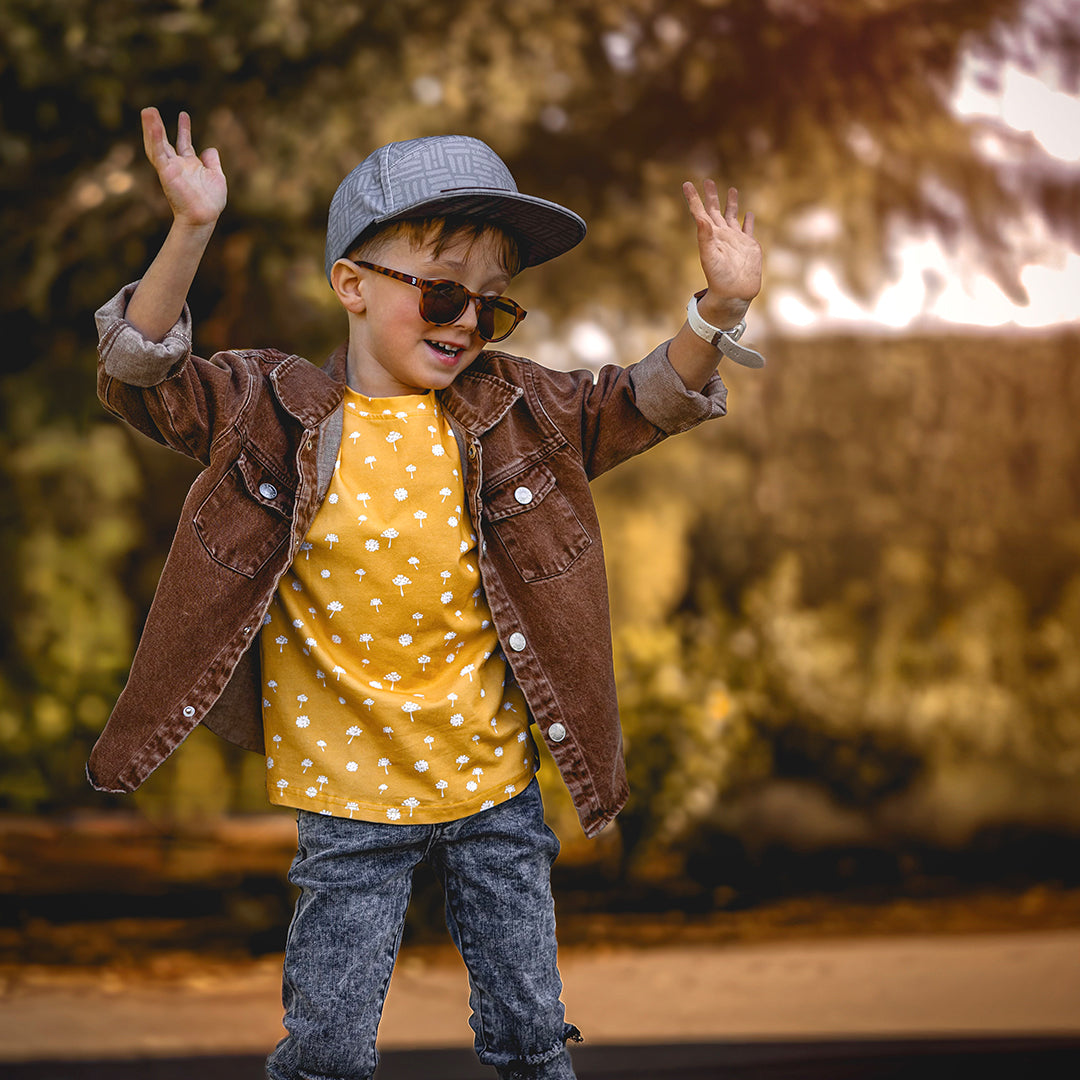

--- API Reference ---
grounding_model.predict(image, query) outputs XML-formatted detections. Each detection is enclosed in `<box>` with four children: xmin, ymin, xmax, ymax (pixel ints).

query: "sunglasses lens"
<box><xmin>418</xmin><ymin>279</ymin><xmax>524</xmax><ymax>342</ymax></box>
<box><xmin>420</xmin><ymin>281</ymin><xmax>468</xmax><ymax>325</ymax></box>
<box><xmin>478</xmin><ymin>299</ymin><xmax>523</xmax><ymax>343</ymax></box>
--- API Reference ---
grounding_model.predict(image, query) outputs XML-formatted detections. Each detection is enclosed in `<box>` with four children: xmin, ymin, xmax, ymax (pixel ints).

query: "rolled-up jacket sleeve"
<box><xmin>628</xmin><ymin>339</ymin><xmax>727</xmax><ymax>434</ymax></box>
<box><xmin>95</xmin><ymin>282</ymin><xmax>193</xmax><ymax>388</ymax></box>
<box><xmin>94</xmin><ymin>281</ymin><xmax>252</xmax><ymax>465</ymax></box>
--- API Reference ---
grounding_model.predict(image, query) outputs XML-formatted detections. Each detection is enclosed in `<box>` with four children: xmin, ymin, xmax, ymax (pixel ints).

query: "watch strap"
<box><xmin>686</xmin><ymin>295</ymin><xmax>766</xmax><ymax>368</ymax></box>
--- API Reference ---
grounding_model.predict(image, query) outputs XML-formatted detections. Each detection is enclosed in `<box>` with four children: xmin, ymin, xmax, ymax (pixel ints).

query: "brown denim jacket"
<box><xmin>88</xmin><ymin>284</ymin><xmax>727</xmax><ymax>837</ymax></box>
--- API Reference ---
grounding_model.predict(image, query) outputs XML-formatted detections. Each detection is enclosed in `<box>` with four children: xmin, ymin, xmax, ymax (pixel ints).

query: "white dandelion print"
<box><xmin>393</xmin><ymin>575</ymin><xmax>412</xmax><ymax>596</ymax></box>
<box><xmin>436</xmin><ymin>780</ymin><xmax>448</xmax><ymax>797</ymax></box>
<box><xmin>414</xmin><ymin>760</ymin><xmax>429</xmax><ymax>773</ymax></box>
<box><xmin>378</xmin><ymin>757</ymin><xmax>391</xmax><ymax>774</ymax></box>
<box><xmin>327</xmin><ymin>601</ymin><xmax>343</xmax><ymax>618</ymax></box>
<box><xmin>346</xmin><ymin>725</ymin><xmax>363</xmax><ymax>744</ymax></box>
<box><xmin>324</xmin><ymin>533</ymin><xmax>339</xmax><ymax>549</ymax></box>
<box><xmin>386</xmin><ymin>431</ymin><xmax>402</xmax><ymax>450</ymax></box>
<box><xmin>381</xmin><ymin>528</ymin><xmax>398</xmax><ymax>547</ymax></box>
<box><xmin>413</xmin><ymin>510</ymin><xmax>427</xmax><ymax>527</ymax></box>
<box><xmin>296</xmin><ymin>715</ymin><xmax>310</xmax><ymax>728</ymax></box>
<box><xmin>382</xmin><ymin>726</ymin><xmax>393</xmax><ymax>738</ymax></box>
<box><xmin>402</xmin><ymin>797</ymin><xmax>420</xmax><ymax>817</ymax></box>
<box><xmin>402</xmin><ymin>701</ymin><xmax>421</xmax><ymax>720</ymax></box>
<box><xmin>386</xmin><ymin>807</ymin><xmax>401</xmax><ymax>820</ymax></box>
<box><xmin>365</xmin><ymin>539</ymin><xmax>379</xmax><ymax>552</ymax></box>
<box><xmin>393</xmin><ymin>487</ymin><xmax>408</xmax><ymax>502</ymax></box>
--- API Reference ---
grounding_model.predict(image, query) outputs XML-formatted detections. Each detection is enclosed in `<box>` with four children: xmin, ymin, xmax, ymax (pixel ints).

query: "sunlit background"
<box><xmin>2</xmin><ymin>0</ymin><xmax>1079</xmax><ymax>979</ymax></box>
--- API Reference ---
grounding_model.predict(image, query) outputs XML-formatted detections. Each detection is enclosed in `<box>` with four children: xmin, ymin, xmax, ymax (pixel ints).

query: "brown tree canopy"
<box><xmin>2</xmin><ymin>0</ymin><xmax>1078</xmax><ymax>360</ymax></box>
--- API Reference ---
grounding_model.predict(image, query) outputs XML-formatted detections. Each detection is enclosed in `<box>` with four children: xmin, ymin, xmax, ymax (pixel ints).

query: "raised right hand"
<box><xmin>141</xmin><ymin>107</ymin><xmax>227</xmax><ymax>228</ymax></box>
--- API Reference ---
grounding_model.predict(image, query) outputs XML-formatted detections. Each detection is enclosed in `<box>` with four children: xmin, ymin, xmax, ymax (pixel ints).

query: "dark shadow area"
<box><xmin>3</xmin><ymin>1038</ymin><xmax>1080</xmax><ymax>1079</ymax></box>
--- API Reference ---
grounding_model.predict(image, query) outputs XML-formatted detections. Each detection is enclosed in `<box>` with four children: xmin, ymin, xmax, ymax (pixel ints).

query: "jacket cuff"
<box><xmin>629</xmin><ymin>340</ymin><xmax>728</xmax><ymax>434</ymax></box>
<box><xmin>95</xmin><ymin>282</ymin><xmax>192</xmax><ymax>388</ymax></box>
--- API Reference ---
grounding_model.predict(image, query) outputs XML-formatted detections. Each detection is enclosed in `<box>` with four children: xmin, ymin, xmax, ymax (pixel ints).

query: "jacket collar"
<box><xmin>268</xmin><ymin>345</ymin><xmax>347</xmax><ymax>427</ymax></box>
<box><xmin>271</xmin><ymin>344</ymin><xmax>521</xmax><ymax>437</ymax></box>
<box><xmin>438</xmin><ymin>355</ymin><xmax>523</xmax><ymax>435</ymax></box>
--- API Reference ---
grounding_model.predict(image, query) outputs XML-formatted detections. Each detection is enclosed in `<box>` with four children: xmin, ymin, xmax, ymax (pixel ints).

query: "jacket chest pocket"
<box><xmin>194</xmin><ymin>451</ymin><xmax>294</xmax><ymax>578</ymax></box>
<box><xmin>483</xmin><ymin>461</ymin><xmax>591</xmax><ymax>582</ymax></box>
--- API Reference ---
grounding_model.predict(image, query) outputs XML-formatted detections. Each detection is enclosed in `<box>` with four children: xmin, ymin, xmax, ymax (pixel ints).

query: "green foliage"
<box><xmin>593</xmin><ymin>329</ymin><xmax>1080</xmax><ymax>870</ymax></box>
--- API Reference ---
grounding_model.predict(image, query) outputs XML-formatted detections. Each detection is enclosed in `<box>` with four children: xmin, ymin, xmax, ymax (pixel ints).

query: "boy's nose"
<box><xmin>452</xmin><ymin>297</ymin><xmax>480</xmax><ymax>332</ymax></box>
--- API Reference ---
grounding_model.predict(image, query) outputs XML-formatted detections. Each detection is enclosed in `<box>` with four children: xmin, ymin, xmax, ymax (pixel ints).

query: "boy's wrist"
<box><xmin>695</xmin><ymin>289</ymin><xmax>750</xmax><ymax>330</ymax></box>
<box><xmin>170</xmin><ymin>216</ymin><xmax>219</xmax><ymax>241</ymax></box>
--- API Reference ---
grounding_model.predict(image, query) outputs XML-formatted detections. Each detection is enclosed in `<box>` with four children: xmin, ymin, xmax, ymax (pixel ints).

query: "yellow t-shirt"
<box><xmin>261</xmin><ymin>388</ymin><xmax>536</xmax><ymax>823</ymax></box>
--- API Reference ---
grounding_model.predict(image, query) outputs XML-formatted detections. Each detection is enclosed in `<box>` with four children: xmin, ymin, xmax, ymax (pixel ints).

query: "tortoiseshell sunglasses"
<box><xmin>351</xmin><ymin>260</ymin><xmax>527</xmax><ymax>343</ymax></box>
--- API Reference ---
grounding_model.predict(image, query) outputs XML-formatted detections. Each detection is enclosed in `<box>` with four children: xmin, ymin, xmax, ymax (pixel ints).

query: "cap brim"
<box><xmin>378</xmin><ymin>190</ymin><xmax>586</xmax><ymax>268</ymax></box>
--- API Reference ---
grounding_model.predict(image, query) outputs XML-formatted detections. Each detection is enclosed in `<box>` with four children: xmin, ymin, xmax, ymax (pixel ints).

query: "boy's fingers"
<box><xmin>702</xmin><ymin>177</ymin><xmax>723</xmax><ymax>216</ymax></box>
<box><xmin>202</xmin><ymin>146</ymin><xmax>222</xmax><ymax>174</ymax></box>
<box><xmin>724</xmin><ymin>186</ymin><xmax>740</xmax><ymax>226</ymax></box>
<box><xmin>176</xmin><ymin>111</ymin><xmax>193</xmax><ymax>156</ymax></box>
<box><xmin>682</xmin><ymin>180</ymin><xmax>703</xmax><ymax>212</ymax></box>
<box><xmin>743</xmin><ymin>210</ymin><xmax>755</xmax><ymax>237</ymax></box>
<box><xmin>141</xmin><ymin>106</ymin><xmax>171</xmax><ymax>166</ymax></box>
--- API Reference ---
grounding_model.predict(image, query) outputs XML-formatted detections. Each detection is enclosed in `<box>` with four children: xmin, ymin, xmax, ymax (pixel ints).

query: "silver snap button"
<box><xmin>258</xmin><ymin>481</ymin><xmax>278</xmax><ymax>500</ymax></box>
<box><xmin>182</xmin><ymin>705</ymin><xmax>196</xmax><ymax>718</ymax></box>
<box><xmin>508</xmin><ymin>632</ymin><xmax>527</xmax><ymax>652</ymax></box>
<box><xmin>548</xmin><ymin>722</ymin><xmax>567</xmax><ymax>743</ymax></box>
<box><xmin>514</xmin><ymin>486</ymin><xmax>534</xmax><ymax>505</ymax></box>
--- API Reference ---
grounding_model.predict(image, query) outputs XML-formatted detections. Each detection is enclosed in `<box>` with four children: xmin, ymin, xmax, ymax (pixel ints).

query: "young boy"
<box><xmin>88</xmin><ymin>107</ymin><xmax>763</xmax><ymax>1080</ymax></box>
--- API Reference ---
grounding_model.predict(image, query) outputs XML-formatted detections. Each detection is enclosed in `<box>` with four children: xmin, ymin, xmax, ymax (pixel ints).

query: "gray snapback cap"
<box><xmin>325</xmin><ymin>134</ymin><xmax>587</xmax><ymax>281</ymax></box>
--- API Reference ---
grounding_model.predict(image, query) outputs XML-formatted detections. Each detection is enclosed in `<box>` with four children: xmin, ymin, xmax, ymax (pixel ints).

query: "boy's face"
<box><xmin>341</xmin><ymin>229</ymin><xmax>514</xmax><ymax>398</ymax></box>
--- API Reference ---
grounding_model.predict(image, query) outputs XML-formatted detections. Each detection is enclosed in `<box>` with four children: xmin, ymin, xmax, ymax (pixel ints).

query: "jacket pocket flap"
<box><xmin>236</xmin><ymin>451</ymin><xmax>293</xmax><ymax>517</ymax></box>
<box><xmin>484</xmin><ymin>462</ymin><xmax>558</xmax><ymax>522</ymax></box>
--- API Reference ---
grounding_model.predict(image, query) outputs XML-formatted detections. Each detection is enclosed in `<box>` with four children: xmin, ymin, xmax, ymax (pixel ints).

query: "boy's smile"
<box><xmin>339</xmin><ymin>231</ymin><xmax>515</xmax><ymax>399</ymax></box>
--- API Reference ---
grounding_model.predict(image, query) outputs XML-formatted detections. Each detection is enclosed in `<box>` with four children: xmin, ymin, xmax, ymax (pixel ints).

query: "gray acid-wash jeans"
<box><xmin>266</xmin><ymin>778</ymin><xmax>580</xmax><ymax>1080</ymax></box>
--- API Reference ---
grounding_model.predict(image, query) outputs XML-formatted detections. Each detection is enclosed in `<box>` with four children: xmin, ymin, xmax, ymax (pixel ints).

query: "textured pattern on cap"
<box><xmin>325</xmin><ymin>135</ymin><xmax>586</xmax><ymax>280</ymax></box>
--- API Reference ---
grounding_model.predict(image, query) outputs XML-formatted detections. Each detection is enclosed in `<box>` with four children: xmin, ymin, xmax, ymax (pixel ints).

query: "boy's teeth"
<box><xmin>430</xmin><ymin>341</ymin><xmax>460</xmax><ymax>356</ymax></box>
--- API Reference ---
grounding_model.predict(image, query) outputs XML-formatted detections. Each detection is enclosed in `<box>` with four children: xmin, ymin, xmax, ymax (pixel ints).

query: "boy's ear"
<box><xmin>330</xmin><ymin>258</ymin><xmax>366</xmax><ymax>314</ymax></box>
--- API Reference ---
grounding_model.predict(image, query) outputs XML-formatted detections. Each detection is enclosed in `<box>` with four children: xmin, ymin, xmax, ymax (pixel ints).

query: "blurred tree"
<box><xmin>1</xmin><ymin>0</ymin><xmax>1079</xmax><ymax>830</ymax></box>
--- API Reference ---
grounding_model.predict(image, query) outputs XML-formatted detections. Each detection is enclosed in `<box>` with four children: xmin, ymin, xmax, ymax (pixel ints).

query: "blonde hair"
<box><xmin>348</xmin><ymin>217</ymin><xmax>522</xmax><ymax>278</ymax></box>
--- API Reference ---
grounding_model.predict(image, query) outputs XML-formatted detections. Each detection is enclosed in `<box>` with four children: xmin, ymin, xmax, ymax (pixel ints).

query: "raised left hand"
<box><xmin>683</xmin><ymin>179</ymin><xmax>762</xmax><ymax>327</ymax></box>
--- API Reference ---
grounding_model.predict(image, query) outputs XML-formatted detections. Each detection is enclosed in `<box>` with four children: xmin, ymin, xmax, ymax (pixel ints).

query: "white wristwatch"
<box><xmin>686</xmin><ymin>295</ymin><xmax>766</xmax><ymax>368</ymax></box>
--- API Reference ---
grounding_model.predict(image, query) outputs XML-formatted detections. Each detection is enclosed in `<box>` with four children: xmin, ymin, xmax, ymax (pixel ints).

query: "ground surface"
<box><xmin>3</xmin><ymin>815</ymin><xmax>1080</xmax><ymax>1073</ymax></box>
